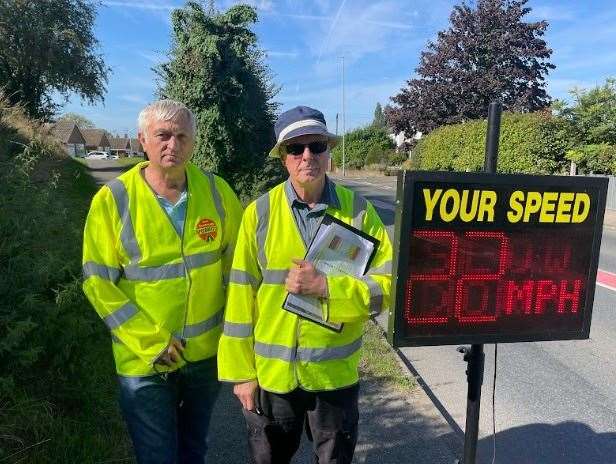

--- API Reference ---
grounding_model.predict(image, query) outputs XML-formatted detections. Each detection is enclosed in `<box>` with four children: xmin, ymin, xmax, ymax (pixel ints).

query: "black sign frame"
<box><xmin>387</xmin><ymin>170</ymin><xmax>608</xmax><ymax>348</ymax></box>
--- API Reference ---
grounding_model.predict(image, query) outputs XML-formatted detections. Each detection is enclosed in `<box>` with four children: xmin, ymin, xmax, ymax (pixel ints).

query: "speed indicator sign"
<box><xmin>388</xmin><ymin>171</ymin><xmax>608</xmax><ymax>347</ymax></box>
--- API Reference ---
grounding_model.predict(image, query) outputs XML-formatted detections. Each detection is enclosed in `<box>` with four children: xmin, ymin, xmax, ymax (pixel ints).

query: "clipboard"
<box><xmin>282</xmin><ymin>214</ymin><xmax>381</xmax><ymax>332</ymax></box>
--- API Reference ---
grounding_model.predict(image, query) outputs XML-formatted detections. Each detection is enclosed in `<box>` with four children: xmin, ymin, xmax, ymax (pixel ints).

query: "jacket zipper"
<box><xmin>294</xmin><ymin>316</ymin><xmax>300</xmax><ymax>388</ymax></box>
<box><xmin>140</xmin><ymin>168</ymin><xmax>191</xmax><ymax>363</ymax></box>
<box><xmin>180</xmin><ymin>187</ymin><xmax>191</xmax><ymax>346</ymax></box>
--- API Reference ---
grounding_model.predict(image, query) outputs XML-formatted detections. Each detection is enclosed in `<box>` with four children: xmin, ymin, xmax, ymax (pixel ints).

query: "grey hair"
<box><xmin>137</xmin><ymin>99</ymin><xmax>196</xmax><ymax>139</ymax></box>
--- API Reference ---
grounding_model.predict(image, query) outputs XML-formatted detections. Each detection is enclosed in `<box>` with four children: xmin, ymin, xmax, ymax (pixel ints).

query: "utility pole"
<box><xmin>333</xmin><ymin>113</ymin><xmax>339</xmax><ymax>173</ymax></box>
<box><xmin>341</xmin><ymin>55</ymin><xmax>346</xmax><ymax>176</ymax></box>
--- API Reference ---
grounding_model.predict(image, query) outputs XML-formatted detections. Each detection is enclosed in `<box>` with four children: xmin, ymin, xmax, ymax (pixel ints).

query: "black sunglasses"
<box><xmin>283</xmin><ymin>141</ymin><xmax>329</xmax><ymax>156</ymax></box>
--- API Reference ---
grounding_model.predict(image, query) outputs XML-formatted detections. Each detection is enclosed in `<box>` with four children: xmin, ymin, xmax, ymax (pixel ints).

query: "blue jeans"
<box><xmin>118</xmin><ymin>356</ymin><xmax>221</xmax><ymax>464</ymax></box>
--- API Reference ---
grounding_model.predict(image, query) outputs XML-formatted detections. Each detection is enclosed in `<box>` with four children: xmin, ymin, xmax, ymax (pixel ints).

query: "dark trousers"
<box><xmin>118</xmin><ymin>357</ymin><xmax>221</xmax><ymax>464</ymax></box>
<box><xmin>242</xmin><ymin>384</ymin><xmax>359</xmax><ymax>464</ymax></box>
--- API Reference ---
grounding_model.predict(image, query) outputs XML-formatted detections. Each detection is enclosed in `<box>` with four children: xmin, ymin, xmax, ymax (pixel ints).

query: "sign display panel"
<box><xmin>388</xmin><ymin>171</ymin><xmax>608</xmax><ymax>347</ymax></box>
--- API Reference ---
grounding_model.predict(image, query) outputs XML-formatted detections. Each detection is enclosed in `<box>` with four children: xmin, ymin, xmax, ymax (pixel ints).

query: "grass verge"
<box><xmin>359</xmin><ymin>319</ymin><xmax>416</xmax><ymax>393</ymax></box>
<box><xmin>117</xmin><ymin>156</ymin><xmax>145</xmax><ymax>166</ymax></box>
<box><xmin>0</xmin><ymin>155</ymin><xmax>134</xmax><ymax>463</ymax></box>
<box><xmin>0</xmin><ymin>99</ymin><xmax>134</xmax><ymax>462</ymax></box>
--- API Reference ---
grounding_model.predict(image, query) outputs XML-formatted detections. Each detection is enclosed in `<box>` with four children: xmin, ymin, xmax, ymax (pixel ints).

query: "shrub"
<box><xmin>566</xmin><ymin>143</ymin><xmax>616</xmax><ymax>174</ymax></box>
<box><xmin>331</xmin><ymin>125</ymin><xmax>395</xmax><ymax>170</ymax></box>
<box><xmin>413</xmin><ymin>111</ymin><xmax>570</xmax><ymax>174</ymax></box>
<box><xmin>364</xmin><ymin>145</ymin><xmax>387</xmax><ymax>166</ymax></box>
<box><xmin>387</xmin><ymin>149</ymin><xmax>408</xmax><ymax>166</ymax></box>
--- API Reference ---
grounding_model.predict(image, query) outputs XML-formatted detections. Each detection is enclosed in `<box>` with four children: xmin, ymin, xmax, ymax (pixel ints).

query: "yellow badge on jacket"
<box><xmin>196</xmin><ymin>218</ymin><xmax>217</xmax><ymax>242</ymax></box>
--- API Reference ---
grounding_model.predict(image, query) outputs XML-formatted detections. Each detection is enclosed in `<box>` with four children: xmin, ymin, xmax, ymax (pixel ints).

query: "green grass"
<box><xmin>3</xmin><ymin>343</ymin><xmax>134</xmax><ymax>463</ymax></box>
<box><xmin>360</xmin><ymin>320</ymin><xmax>417</xmax><ymax>392</ymax></box>
<box><xmin>117</xmin><ymin>156</ymin><xmax>145</xmax><ymax>166</ymax></box>
<box><xmin>0</xmin><ymin>139</ymin><xmax>134</xmax><ymax>462</ymax></box>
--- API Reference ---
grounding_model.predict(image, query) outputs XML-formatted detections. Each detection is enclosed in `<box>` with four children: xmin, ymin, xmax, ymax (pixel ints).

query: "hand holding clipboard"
<box><xmin>282</xmin><ymin>214</ymin><xmax>380</xmax><ymax>331</ymax></box>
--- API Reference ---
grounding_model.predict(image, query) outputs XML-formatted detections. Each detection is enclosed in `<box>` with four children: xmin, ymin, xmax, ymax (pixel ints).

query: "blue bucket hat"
<box><xmin>269</xmin><ymin>106</ymin><xmax>339</xmax><ymax>158</ymax></box>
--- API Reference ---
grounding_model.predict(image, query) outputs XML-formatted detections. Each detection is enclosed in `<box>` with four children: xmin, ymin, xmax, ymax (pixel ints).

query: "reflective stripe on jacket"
<box><xmin>218</xmin><ymin>181</ymin><xmax>392</xmax><ymax>392</ymax></box>
<box><xmin>82</xmin><ymin>161</ymin><xmax>243</xmax><ymax>376</ymax></box>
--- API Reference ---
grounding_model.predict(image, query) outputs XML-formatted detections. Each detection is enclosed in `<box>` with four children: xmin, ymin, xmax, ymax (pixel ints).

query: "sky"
<box><xmin>58</xmin><ymin>0</ymin><xmax>616</xmax><ymax>137</ymax></box>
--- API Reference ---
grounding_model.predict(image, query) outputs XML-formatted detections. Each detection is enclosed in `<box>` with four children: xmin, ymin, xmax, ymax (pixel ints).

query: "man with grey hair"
<box><xmin>82</xmin><ymin>99</ymin><xmax>243</xmax><ymax>463</ymax></box>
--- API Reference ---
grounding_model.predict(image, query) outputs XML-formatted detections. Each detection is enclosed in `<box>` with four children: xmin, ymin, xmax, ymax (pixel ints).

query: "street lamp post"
<box><xmin>341</xmin><ymin>55</ymin><xmax>346</xmax><ymax>177</ymax></box>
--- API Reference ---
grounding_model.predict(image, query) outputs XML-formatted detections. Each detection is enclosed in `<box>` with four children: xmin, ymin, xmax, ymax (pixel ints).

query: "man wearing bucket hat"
<box><xmin>218</xmin><ymin>106</ymin><xmax>393</xmax><ymax>463</ymax></box>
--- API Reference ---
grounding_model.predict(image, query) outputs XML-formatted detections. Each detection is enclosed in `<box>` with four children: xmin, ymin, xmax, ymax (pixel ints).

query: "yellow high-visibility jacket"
<box><xmin>218</xmin><ymin>181</ymin><xmax>392</xmax><ymax>392</ymax></box>
<box><xmin>82</xmin><ymin>161</ymin><xmax>243</xmax><ymax>376</ymax></box>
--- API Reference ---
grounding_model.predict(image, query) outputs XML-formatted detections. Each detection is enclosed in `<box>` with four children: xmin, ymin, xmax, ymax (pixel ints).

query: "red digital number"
<box><xmin>455</xmin><ymin>232</ymin><xmax>510</xmax><ymax>323</ymax></box>
<box><xmin>404</xmin><ymin>230</ymin><xmax>582</xmax><ymax>327</ymax></box>
<box><xmin>405</xmin><ymin>231</ymin><xmax>457</xmax><ymax>324</ymax></box>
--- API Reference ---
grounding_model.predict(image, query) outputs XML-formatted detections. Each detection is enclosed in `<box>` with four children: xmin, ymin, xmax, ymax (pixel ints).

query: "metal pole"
<box><xmin>459</xmin><ymin>344</ymin><xmax>486</xmax><ymax>464</ymax></box>
<box><xmin>459</xmin><ymin>101</ymin><xmax>502</xmax><ymax>464</ymax></box>
<box><xmin>332</xmin><ymin>113</ymin><xmax>339</xmax><ymax>172</ymax></box>
<box><xmin>484</xmin><ymin>102</ymin><xmax>502</xmax><ymax>172</ymax></box>
<box><xmin>342</xmin><ymin>56</ymin><xmax>346</xmax><ymax>177</ymax></box>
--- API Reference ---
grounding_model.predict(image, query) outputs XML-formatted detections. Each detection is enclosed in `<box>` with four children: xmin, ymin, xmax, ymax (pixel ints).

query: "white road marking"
<box><xmin>335</xmin><ymin>177</ymin><xmax>396</xmax><ymax>191</ymax></box>
<box><xmin>596</xmin><ymin>269</ymin><xmax>616</xmax><ymax>292</ymax></box>
<box><xmin>597</xmin><ymin>282</ymin><xmax>616</xmax><ymax>292</ymax></box>
<box><xmin>369</xmin><ymin>199</ymin><xmax>396</xmax><ymax>211</ymax></box>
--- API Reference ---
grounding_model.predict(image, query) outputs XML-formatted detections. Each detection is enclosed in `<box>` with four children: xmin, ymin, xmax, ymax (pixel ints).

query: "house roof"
<box><xmin>130</xmin><ymin>138</ymin><xmax>143</xmax><ymax>152</ymax></box>
<box><xmin>48</xmin><ymin>120</ymin><xmax>86</xmax><ymax>145</ymax></box>
<box><xmin>110</xmin><ymin>137</ymin><xmax>130</xmax><ymax>150</ymax></box>
<box><xmin>82</xmin><ymin>128</ymin><xmax>111</xmax><ymax>147</ymax></box>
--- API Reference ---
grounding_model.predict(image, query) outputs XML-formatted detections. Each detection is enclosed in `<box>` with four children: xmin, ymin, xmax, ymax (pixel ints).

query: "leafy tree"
<box><xmin>565</xmin><ymin>143</ymin><xmax>616</xmax><ymax>175</ymax></box>
<box><xmin>0</xmin><ymin>0</ymin><xmax>109</xmax><ymax>120</ymax></box>
<box><xmin>331</xmin><ymin>125</ymin><xmax>394</xmax><ymax>169</ymax></box>
<box><xmin>156</xmin><ymin>2</ymin><xmax>283</xmax><ymax>200</ymax></box>
<box><xmin>372</xmin><ymin>102</ymin><xmax>387</xmax><ymax>129</ymax></box>
<box><xmin>550</xmin><ymin>78</ymin><xmax>616</xmax><ymax>174</ymax></box>
<box><xmin>386</xmin><ymin>0</ymin><xmax>554</xmax><ymax>135</ymax></box>
<box><xmin>57</xmin><ymin>112</ymin><xmax>96</xmax><ymax>128</ymax></box>
<box><xmin>557</xmin><ymin>78</ymin><xmax>616</xmax><ymax>146</ymax></box>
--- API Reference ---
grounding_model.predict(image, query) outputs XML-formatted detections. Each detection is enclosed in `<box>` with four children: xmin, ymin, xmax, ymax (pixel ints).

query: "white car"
<box><xmin>86</xmin><ymin>151</ymin><xmax>110</xmax><ymax>159</ymax></box>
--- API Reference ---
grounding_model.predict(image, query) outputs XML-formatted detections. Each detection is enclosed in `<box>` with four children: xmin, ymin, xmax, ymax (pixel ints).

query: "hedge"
<box><xmin>412</xmin><ymin>111</ymin><xmax>570</xmax><ymax>174</ymax></box>
<box><xmin>331</xmin><ymin>125</ymin><xmax>395</xmax><ymax>169</ymax></box>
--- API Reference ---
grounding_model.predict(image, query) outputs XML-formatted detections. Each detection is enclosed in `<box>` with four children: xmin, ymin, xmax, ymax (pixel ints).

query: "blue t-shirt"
<box><xmin>156</xmin><ymin>189</ymin><xmax>188</xmax><ymax>236</ymax></box>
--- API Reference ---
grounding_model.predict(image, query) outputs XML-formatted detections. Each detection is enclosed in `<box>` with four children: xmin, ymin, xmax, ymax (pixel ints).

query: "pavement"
<box><xmin>206</xmin><ymin>377</ymin><xmax>462</xmax><ymax>463</ymax></box>
<box><xmin>603</xmin><ymin>208</ymin><xmax>616</xmax><ymax>230</ymax></box>
<box><xmin>82</xmin><ymin>157</ymin><xmax>136</xmax><ymax>184</ymax></box>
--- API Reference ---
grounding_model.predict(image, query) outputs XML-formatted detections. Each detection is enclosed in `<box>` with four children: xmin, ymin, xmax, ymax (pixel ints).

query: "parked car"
<box><xmin>384</xmin><ymin>165</ymin><xmax>402</xmax><ymax>176</ymax></box>
<box><xmin>108</xmin><ymin>153</ymin><xmax>119</xmax><ymax>160</ymax></box>
<box><xmin>86</xmin><ymin>151</ymin><xmax>109</xmax><ymax>159</ymax></box>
